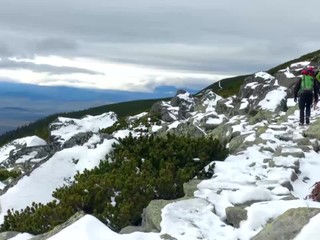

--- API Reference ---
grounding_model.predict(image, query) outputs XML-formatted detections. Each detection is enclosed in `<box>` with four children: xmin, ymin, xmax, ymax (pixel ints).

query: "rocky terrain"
<box><xmin>1</xmin><ymin>60</ymin><xmax>320</xmax><ymax>239</ymax></box>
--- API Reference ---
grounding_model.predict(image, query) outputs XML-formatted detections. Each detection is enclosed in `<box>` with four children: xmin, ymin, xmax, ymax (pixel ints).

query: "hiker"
<box><xmin>294</xmin><ymin>66</ymin><xmax>319</xmax><ymax>125</ymax></box>
<box><xmin>316</xmin><ymin>70</ymin><xmax>320</xmax><ymax>84</ymax></box>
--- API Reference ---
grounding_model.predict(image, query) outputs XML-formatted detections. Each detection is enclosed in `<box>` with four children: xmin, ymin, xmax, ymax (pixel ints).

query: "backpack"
<box><xmin>300</xmin><ymin>75</ymin><xmax>314</xmax><ymax>92</ymax></box>
<box><xmin>316</xmin><ymin>71</ymin><xmax>320</xmax><ymax>82</ymax></box>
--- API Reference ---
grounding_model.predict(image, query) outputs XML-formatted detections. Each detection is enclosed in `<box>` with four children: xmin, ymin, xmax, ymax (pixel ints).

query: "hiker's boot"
<box><xmin>306</xmin><ymin>118</ymin><xmax>310</xmax><ymax>125</ymax></box>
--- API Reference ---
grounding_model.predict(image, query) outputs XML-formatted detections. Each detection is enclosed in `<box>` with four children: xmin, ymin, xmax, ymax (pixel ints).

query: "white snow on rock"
<box><xmin>255</xmin><ymin>71</ymin><xmax>275</xmax><ymax>81</ymax></box>
<box><xmin>245</xmin><ymin>82</ymin><xmax>260</xmax><ymax>89</ymax></box>
<box><xmin>0</xmin><ymin>136</ymin><xmax>46</xmax><ymax>163</ymax></box>
<box><xmin>127</xmin><ymin>112</ymin><xmax>148</xmax><ymax>121</ymax></box>
<box><xmin>177</xmin><ymin>92</ymin><xmax>193</xmax><ymax>101</ymax></box>
<box><xmin>240</xmin><ymin>99</ymin><xmax>249</xmax><ymax>109</ymax></box>
<box><xmin>202</xmin><ymin>91</ymin><xmax>222</xmax><ymax>112</ymax></box>
<box><xmin>47</xmin><ymin>215</ymin><xmax>161</xmax><ymax>240</ymax></box>
<box><xmin>0</xmin><ymin>136</ymin><xmax>117</xmax><ymax>224</ymax></box>
<box><xmin>8</xmin><ymin>233</ymin><xmax>34</xmax><ymax>240</ymax></box>
<box><xmin>161</xmin><ymin>198</ymin><xmax>236</xmax><ymax>240</ymax></box>
<box><xmin>294</xmin><ymin>213</ymin><xmax>320</xmax><ymax>240</ymax></box>
<box><xmin>50</xmin><ymin>112</ymin><xmax>117</xmax><ymax>144</ymax></box>
<box><xmin>258</xmin><ymin>87</ymin><xmax>287</xmax><ymax>111</ymax></box>
<box><xmin>284</xmin><ymin>67</ymin><xmax>296</xmax><ymax>78</ymax></box>
<box><xmin>290</xmin><ymin>61</ymin><xmax>310</xmax><ymax>68</ymax></box>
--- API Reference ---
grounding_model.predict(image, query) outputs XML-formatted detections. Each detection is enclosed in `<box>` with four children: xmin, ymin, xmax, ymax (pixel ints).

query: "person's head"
<box><xmin>306</xmin><ymin>65</ymin><xmax>315</xmax><ymax>76</ymax></box>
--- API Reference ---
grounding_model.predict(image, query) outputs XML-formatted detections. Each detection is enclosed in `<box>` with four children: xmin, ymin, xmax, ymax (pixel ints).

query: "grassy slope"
<box><xmin>197</xmin><ymin>49</ymin><xmax>320</xmax><ymax>98</ymax></box>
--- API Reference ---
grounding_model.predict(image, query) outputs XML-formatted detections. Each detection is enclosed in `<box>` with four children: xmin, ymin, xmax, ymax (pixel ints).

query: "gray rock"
<box><xmin>150</xmin><ymin>101</ymin><xmax>176</xmax><ymax>122</ymax></box>
<box><xmin>30</xmin><ymin>211</ymin><xmax>86</xmax><ymax>240</ymax></box>
<box><xmin>231</xmin><ymin>73</ymin><xmax>289</xmax><ymax>116</ymax></box>
<box><xmin>295</xmin><ymin>137</ymin><xmax>311</xmax><ymax>146</ymax></box>
<box><xmin>215</xmin><ymin>98</ymin><xmax>234</xmax><ymax>115</ymax></box>
<box><xmin>208</xmin><ymin>124</ymin><xmax>233</xmax><ymax>144</ymax></box>
<box><xmin>160</xmin><ymin>233</ymin><xmax>178</xmax><ymax>240</ymax></box>
<box><xmin>312</xmin><ymin>140</ymin><xmax>320</xmax><ymax>152</ymax></box>
<box><xmin>228</xmin><ymin>134</ymin><xmax>249</xmax><ymax>154</ymax></box>
<box><xmin>274</xmin><ymin>71</ymin><xmax>299</xmax><ymax>90</ymax></box>
<box><xmin>62</xmin><ymin>132</ymin><xmax>94</xmax><ymax>149</ymax></box>
<box><xmin>252</xmin><ymin>208</ymin><xmax>320</xmax><ymax>240</ymax></box>
<box><xmin>280</xmin><ymin>194</ymin><xmax>298</xmax><ymax>201</ymax></box>
<box><xmin>225</xmin><ymin>207</ymin><xmax>248</xmax><ymax>228</ymax></box>
<box><xmin>260</xmin><ymin>146</ymin><xmax>275</xmax><ymax>153</ymax></box>
<box><xmin>120</xmin><ymin>225</ymin><xmax>145</xmax><ymax>234</ymax></box>
<box><xmin>183</xmin><ymin>180</ymin><xmax>201</xmax><ymax>198</ymax></box>
<box><xmin>249</xmin><ymin>111</ymin><xmax>274</xmax><ymax>125</ymax></box>
<box><xmin>199</xmin><ymin>113</ymin><xmax>226</xmax><ymax>130</ymax></box>
<box><xmin>167</xmin><ymin>122</ymin><xmax>205</xmax><ymax>138</ymax></box>
<box><xmin>143</xmin><ymin>199</ymin><xmax>180</xmax><ymax>232</ymax></box>
<box><xmin>150</xmin><ymin>90</ymin><xmax>197</xmax><ymax>122</ymax></box>
<box><xmin>268</xmin><ymin>160</ymin><xmax>275</xmax><ymax>168</ymax></box>
<box><xmin>275</xmin><ymin>150</ymin><xmax>305</xmax><ymax>159</ymax></box>
<box><xmin>280</xmin><ymin>181</ymin><xmax>294</xmax><ymax>191</ymax></box>
<box><xmin>0</xmin><ymin>232</ymin><xmax>21</xmax><ymax>240</ymax></box>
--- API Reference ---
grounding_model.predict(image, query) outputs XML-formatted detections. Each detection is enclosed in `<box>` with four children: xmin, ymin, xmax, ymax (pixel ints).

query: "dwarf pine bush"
<box><xmin>1</xmin><ymin>134</ymin><xmax>228</xmax><ymax>234</ymax></box>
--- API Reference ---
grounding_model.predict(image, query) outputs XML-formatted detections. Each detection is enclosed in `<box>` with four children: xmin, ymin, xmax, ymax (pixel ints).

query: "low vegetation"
<box><xmin>0</xmin><ymin>169</ymin><xmax>22</xmax><ymax>181</ymax></box>
<box><xmin>1</xmin><ymin>134</ymin><xmax>228</xmax><ymax>234</ymax></box>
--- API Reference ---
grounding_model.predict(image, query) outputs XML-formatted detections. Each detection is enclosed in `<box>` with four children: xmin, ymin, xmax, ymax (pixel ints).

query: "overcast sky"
<box><xmin>0</xmin><ymin>0</ymin><xmax>319</xmax><ymax>92</ymax></box>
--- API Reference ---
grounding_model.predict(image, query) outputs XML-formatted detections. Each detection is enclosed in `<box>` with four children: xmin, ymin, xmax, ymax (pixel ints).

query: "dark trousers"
<box><xmin>299</xmin><ymin>91</ymin><xmax>313</xmax><ymax>124</ymax></box>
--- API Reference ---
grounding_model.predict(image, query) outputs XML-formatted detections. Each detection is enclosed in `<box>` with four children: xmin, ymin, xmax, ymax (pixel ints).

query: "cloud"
<box><xmin>35</xmin><ymin>38</ymin><xmax>79</xmax><ymax>53</ymax></box>
<box><xmin>0</xmin><ymin>0</ymin><xmax>319</xmax><ymax>91</ymax></box>
<box><xmin>0</xmin><ymin>58</ymin><xmax>103</xmax><ymax>75</ymax></box>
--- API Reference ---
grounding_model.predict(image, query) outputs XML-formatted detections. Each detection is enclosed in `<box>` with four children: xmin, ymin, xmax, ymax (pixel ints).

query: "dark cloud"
<box><xmin>0</xmin><ymin>0</ymin><xmax>319</xmax><ymax>76</ymax></box>
<box><xmin>0</xmin><ymin>41</ymin><xmax>12</xmax><ymax>57</ymax></box>
<box><xmin>0</xmin><ymin>59</ymin><xmax>103</xmax><ymax>75</ymax></box>
<box><xmin>35</xmin><ymin>38</ymin><xmax>78</xmax><ymax>53</ymax></box>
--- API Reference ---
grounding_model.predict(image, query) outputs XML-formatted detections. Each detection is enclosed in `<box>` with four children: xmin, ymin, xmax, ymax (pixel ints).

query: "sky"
<box><xmin>0</xmin><ymin>0</ymin><xmax>320</xmax><ymax>92</ymax></box>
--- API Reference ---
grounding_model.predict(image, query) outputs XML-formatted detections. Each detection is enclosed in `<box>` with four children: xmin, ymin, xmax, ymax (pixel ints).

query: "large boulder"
<box><xmin>208</xmin><ymin>124</ymin><xmax>233</xmax><ymax>144</ymax></box>
<box><xmin>225</xmin><ymin>206</ymin><xmax>247</xmax><ymax>228</ymax></box>
<box><xmin>198</xmin><ymin>90</ymin><xmax>223</xmax><ymax>113</ymax></box>
<box><xmin>150</xmin><ymin>90</ymin><xmax>197</xmax><ymax>122</ymax></box>
<box><xmin>0</xmin><ymin>232</ymin><xmax>21</xmax><ymax>240</ymax></box>
<box><xmin>120</xmin><ymin>225</ymin><xmax>145</xmax><ymax>234</ymax></box>
<box><xmin>221</xmin><ymin>72</ymin><xmax>288</xmax><ymax>117</ymax></box>
<box><xmin>30</xmin><ymin>211</ymin><xmax>86</xmax><ymax>240</ymax></box>
<box><xmin>183</xmin><ymin>179</ymin><xmax>202</xmax><ymax>198</ymax></box>
<box><xmin>251</xmin><ymin>208</ymin><xmax>320</xmax><ymax>240</ymax></box>
<box><xmin>62</xmin><ymin>132</ymin><xmax>94</xmax><ymax>149</ymax></box>
<box><xmin>167</xmin><ymin>122</ymin><xmax>206</xmax><ymax>138</ymax></box>
<box><xmin>143</xmin><ymin>199</ymin><xmax>179</xmax><ymax>232</ymax></box>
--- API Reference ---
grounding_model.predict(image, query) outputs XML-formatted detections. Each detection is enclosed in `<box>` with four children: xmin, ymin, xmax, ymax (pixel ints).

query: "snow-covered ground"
<box><xmin>50</xmin><ymin>112</ymin><xmax>117</xmax><ymax>144</ymax></box>
<box><xmin>0</xmin><ymin>136</ymin><xmax>46</xmax><ymax>163</ymax></box>
<box><xmin>2</xmin><ymin>75</ymin><xmax>320</xmax><ymax>239</ymax></box>
<box><xmin>48</xmin><ymin>101</ymin><xmax>320</xmax><ymax>240</ymax></box>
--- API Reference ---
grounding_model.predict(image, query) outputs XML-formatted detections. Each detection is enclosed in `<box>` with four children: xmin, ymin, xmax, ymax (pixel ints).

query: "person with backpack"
<box><xmin>316</xmin><ymin>70</ymin><xmax>320</xmax><ymax>84</ymax></box>
<box><xmin>294</xmin><ymin>66</ymin><xmax>319</xmax><ymax>125</ymax></box>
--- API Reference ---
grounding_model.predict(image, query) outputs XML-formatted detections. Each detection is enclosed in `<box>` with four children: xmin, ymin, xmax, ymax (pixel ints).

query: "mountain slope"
<box><xmin>1</xmin><ymin>69</ymin><xmax>320</xmax><ymax>239</ymax></box>
<box><xmin>1</xmin><ymin>50</ymin><xmax>320</xmax><ymax>239</ymax></box>
<box><xmin>198</xmin><ymin>49</ymin><xmax>320</xmax><ymax>98</ymax></box>
<box><xmin>0</xmin><ymin>98</ymin><xmax>169</xmax><ymax>147</ymax></box>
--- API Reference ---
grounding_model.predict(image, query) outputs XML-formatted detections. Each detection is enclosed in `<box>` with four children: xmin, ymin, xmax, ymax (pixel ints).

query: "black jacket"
<box><xmin>294</xmin><ymin>76</ymin><xmax>319</xmax><ymax>102</ymax></box>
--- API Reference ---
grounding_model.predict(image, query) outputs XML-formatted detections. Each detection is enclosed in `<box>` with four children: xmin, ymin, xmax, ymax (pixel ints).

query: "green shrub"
<box><xmin>1</xmin><ymin>134</ymin><xmax>228</xmax><ymax>233</ymax></box>
<box><xmin>0</xmin><ymin>169</ymin><xmax>22</xmax><ymax>181</ymax></box>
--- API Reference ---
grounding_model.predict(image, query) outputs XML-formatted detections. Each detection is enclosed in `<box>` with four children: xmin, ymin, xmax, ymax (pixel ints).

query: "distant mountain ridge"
<box><xmin>0</xmin><ymin>81</ymin><xmax>197</xmax><ymax>134</ymax></box>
